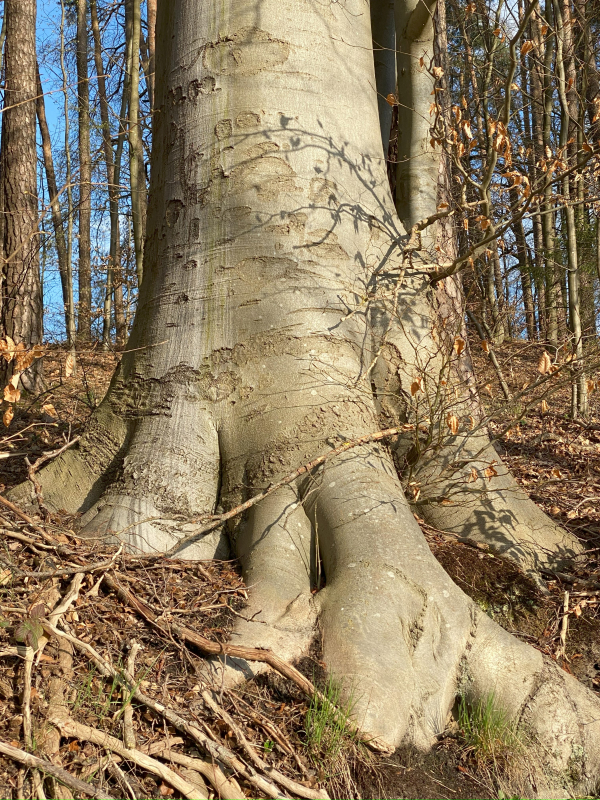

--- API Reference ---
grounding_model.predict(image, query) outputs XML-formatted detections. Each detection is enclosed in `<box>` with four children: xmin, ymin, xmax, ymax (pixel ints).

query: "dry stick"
<box><xmin>0</xmin><ymin>740</ymin><xmax>115</xmax><ymax>799</ymax></box>
<box><xmin>123</xmin><ymin>640</ymin><xmax>141</xmax><ymax>749</ymax></box>
<box><xmin>42</xmin><ymin>622</ymin><xmax>292</xmax><ymax>799</ymax></box>
<box><xmin>146</xmin><ymin>744</ymin><xmax>242</xmax><ymax>800</ymax></box>
<box><xmin>105</xmin><ymin>757</ymin><xmax>138</xmax><ymax>800</ymax></box>
<box><xmin>27</xmin><ymin>436</ymin><xmax>81</xmax><ymax>476</ymax></box>
<box><xmin>22</xmin><ymin>647</ymin><xmax>47</xmax><ymax>799</ymax></box>
<box><xmin>1</xmin><ymin>527</ymin><xmax>56</xmax><ymax>551</ymax></box>
<box><xmin>557</xmin><ymin>590</ymin><xmax>570</xmax><ymax>661</ymax></box>
<box><xmin>201</xmin><ymin>690</ymin><xmax>328</xmax><ymax>800</ymax></box>
<box><xmin>102</xmin><ymin>573</ymin><xmax>382</xmax><ymax>752</ymax></box>
<box><xmin>36</xmin><ymin>572</ymin><xmax>85</xmax><ymax>666</ymax></box>
<box><xmin>0</xmin><ymin>547</ymin><xmax>122</xmax><ymax>580</ymax></box>
<box><xmin>229</xmin><ymin>690</ymin><xmax>308</xmax><ymax>775</ymax></box>
<box><xmin>0</xmin><ymin>646</ymin><xmax>22</xmax><ymax>658</ymax></box>
<box><xmin>0</xmin><ymin>494</ymin><xmax>58</xmax><ymax>544</ymax></box>
<box><xmin>165</xmin><ymin>427</ymin><xmax>400</xmax><ymax>557</ymax></box>
<box><xmin>46</xmin><ymin>710</ymin><xmax>204</xmax><ymax>800</ymax></box>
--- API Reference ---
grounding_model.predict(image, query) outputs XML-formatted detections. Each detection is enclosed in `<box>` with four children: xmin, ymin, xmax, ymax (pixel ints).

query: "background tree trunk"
<box><xmin>0</xmin><ymin>0</ymin><xmax>43</xmax><ymax>392</ymax></box>
<box><xmin>36</xmin><ymin>63</ymin><xmax>75</xmax><ymax>349</ymax></box>
<box><xmin>76</xmin><ymin>0</ymin><xmax>92</xmax><ymax>342</ymax></box>
<box><xmin>126</xmin><ymin>0</ymin><xmax>145</xmax><ymax>288</ymax></box>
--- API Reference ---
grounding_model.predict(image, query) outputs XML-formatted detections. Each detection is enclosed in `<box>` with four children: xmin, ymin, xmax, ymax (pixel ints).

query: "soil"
<box><xmin>0</xmin><ymin>340</ymin><xmax>598</xmax><ymax>799</ymax></box>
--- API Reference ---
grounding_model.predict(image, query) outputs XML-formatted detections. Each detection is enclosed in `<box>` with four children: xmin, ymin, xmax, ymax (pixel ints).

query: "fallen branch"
<box><xmin>42</xmin><ymin>621</ymin><xmax>310</xmax><ymax>799</ymax></box>
<box><xmin>0</xmin><ymin>494</ymin><xmax>58</xmax><ymax>544</ymax></box>
<box><xmin>146</xmin><ymin>743</ymin><xmax>243</xmax><ymax>800</ymax></box>
<box><xmin>0</xmin><ymin>547</ymin><xmax>122</xmax><ymax>580</ymax></box>
<box><xmin>165</xmin><ymin>426</ymin><xmax>400</xmax><ymax>556</ymax></box>
<box><xmin>47</xmin><ymin>709</ymin><xmax>205</xmax><ymax>800</ymax></box>
<box><xmin>123</xmin><ymin>640</ymin><xmax>141</xmax><ymax>749</ymax></box>
<box><xmin>202</xmin><ymin>690</ymin><xmax>328</xmax><ymax>800</ymax></box>
<box><xmin>102</xmin><ymin>573</ymin><xmax>383</xmax><ymax>752</ymax></box>
<box><xmin>22</xmin><ymin>646</ymin><xmax>46</xmax><ymax>798</ymax></box>
<box><xmin>27</xmin><ymin>436</ymin><xmax>81</xmax><ymax>477</ymax></box>
<box><xmin>0</xmin><ymin>739</ymin><xmax>114</xmax><ymax>799</ymax></box>
<box><xmin>105</xmin><ymin>756</ymin><xmax>138</xmax><ymax>800</ymax></box>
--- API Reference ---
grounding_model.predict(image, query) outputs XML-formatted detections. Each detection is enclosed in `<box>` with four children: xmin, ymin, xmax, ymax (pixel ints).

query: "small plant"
<box><xmin>15</xmin><ymin>603</ymin><xmax>46</xmax><ymax>650</ymax></box>
<box><xmin>304</xmin><ymin>675</ymin><xmax>355</xmax><ymax>760</ymax></box>
<box><xmin>263</xmin><ymin>739</ymin><xmax>274</xmax><ymax>754</ymax></box>
<box><xmin>457</xmin><ymin>692</ymin><xmax>523</xmax><ymax>764</ymax></box>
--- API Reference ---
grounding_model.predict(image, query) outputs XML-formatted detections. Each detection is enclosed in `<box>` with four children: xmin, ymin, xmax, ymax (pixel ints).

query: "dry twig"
<box><xmin>165</xmin><ymin>427</ymin><xmax>400</xmax><ymax>556</ymax></box>
<box><xmin>0</xmin><ymin>740</ymin><xmax>114</xmax><ymax>799</ymax></box>
<box><xmin>47</xmin><ymin>709</ymin><xmax>206</xmax><ymax>800</ymax></box>
<box><xmin>42</xmin><ymin>621</ymin><xmax>316</xmax><ymax>799</ymax></box>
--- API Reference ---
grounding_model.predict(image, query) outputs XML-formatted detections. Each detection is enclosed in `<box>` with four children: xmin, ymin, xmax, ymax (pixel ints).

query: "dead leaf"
<box><xmin>538</xmin><ymin>351</ymin><xmax>552</xmax><ymax>374</ymax></box>
<box><xmin>469</xmin><ymin>468</ymin><xmax>479</xmax><ymax>482</ymax></box>
<box><xmin>41</xmin><ymin>403</ymin><xmax>58</xmax><ymax>420</ymax></box>
<box><xmin>0</xmin><ymin>337</ymin><xmax>15</xmax><ymax>363</ymax></box>
<box><xmin>482</xmin><ymin>384</ymin><xmax>493</xmax><ymax>397</ymax></box>
<box><xmin>481</xmin><ymin>340</ymin><xmax>490</xmax><ymax>353</ymax></box>
<box><xmin>3</xmin><ymin>406</ymin><xmax>13</xmax><ymax>428</ymax></box>
<box><xmin>586</xmin><ymin>379</ymin><xmax>595</xmax><ymax>395</ymax></box>
<box><xmin>159</xmin><ymin>783</ymin><xmax>174</xmax><ymax>797</ymax></box>
<box><xmin>484</xmin><ymin>462</ymin><xmax>498</xmax><ymax>481</ymax></box>
<box><xmin>9</xmin><ymin>373</ymin><xmax>20</xmax><ymax>389</ymax></box>
<box><xmin>541</xmin><ymin>399</ymin><xmax>549</xmax><ymax>413</ymax></box>
<box><xmin>454</xmin><ymin>336</ymin><xmax>465</xmax><ymax>356</ymax></box>
<box><xmin>3</xmin><ymin>385</ymin><xmax>20</xmax><ymax>403</ymax></box>
<box><xmin>65</xmin><ymin>352</ymin><xmax>76</xmax><ymax>378</ymax></box>
<box><xmin>551</xmin><ymin>468</ymin><xmax>562</xmax><ymax>478</ymax></box>
<box><xmin>468</xmin><ymin>415</ymin><xmax>476</xmax><ymax>430</ymax></box>
<box><xmin>446</xmin><ymin>413</ymin><xmax>459</xmax><ymax>435</ymax></box>
<box><xmin>550</xmin><ymin>505</ymin><xmax>561</xmax><ymax>515</ymax></box>
<box><xmin>411</xmin><ymin>378</ymin><xmax>423</xmax><ymax>396</ymax></box>
<box><xmin>573</xmin><ymin>604</ymin><xmax>582</xmax><ymax>617</ymax></box>
<box><xmin>520</xmin><ymin>40</ymin><xmax>534</xmax><ymax>55</ymax></box>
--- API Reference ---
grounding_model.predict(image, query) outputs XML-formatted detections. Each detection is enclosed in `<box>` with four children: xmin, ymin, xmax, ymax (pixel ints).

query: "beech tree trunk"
<box><xmin>0</xmin><ymin>0</ymin><xmax>43</xmax><ymax>391</ymax></box>
<box><xmin>10</xmin><ymin>1</ymin><xmax>600</xmax><ymax>794</ymax></box>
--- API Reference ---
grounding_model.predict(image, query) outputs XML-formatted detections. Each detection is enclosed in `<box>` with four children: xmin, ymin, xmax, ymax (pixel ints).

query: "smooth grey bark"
<box><xmin>9</xmin><ymin>1</ymin><xmax>600</xmax><ymax>792</ymax></box>
<box><xmin>370</xmin><ymin>0</ymin><xmax>396</xmax><ymax>155</ymax></box>
<box><xmin>395</xmin><ymin>0</ymin><xmax>439</xmax><ymax>243</ymax></box>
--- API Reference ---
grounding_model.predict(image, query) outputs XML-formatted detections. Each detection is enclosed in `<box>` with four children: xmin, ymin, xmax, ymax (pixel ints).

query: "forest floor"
<box><xmin>0</xmin><ymin>339</ymin><xmax>598</xmax><ymax>800</ymax></box>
